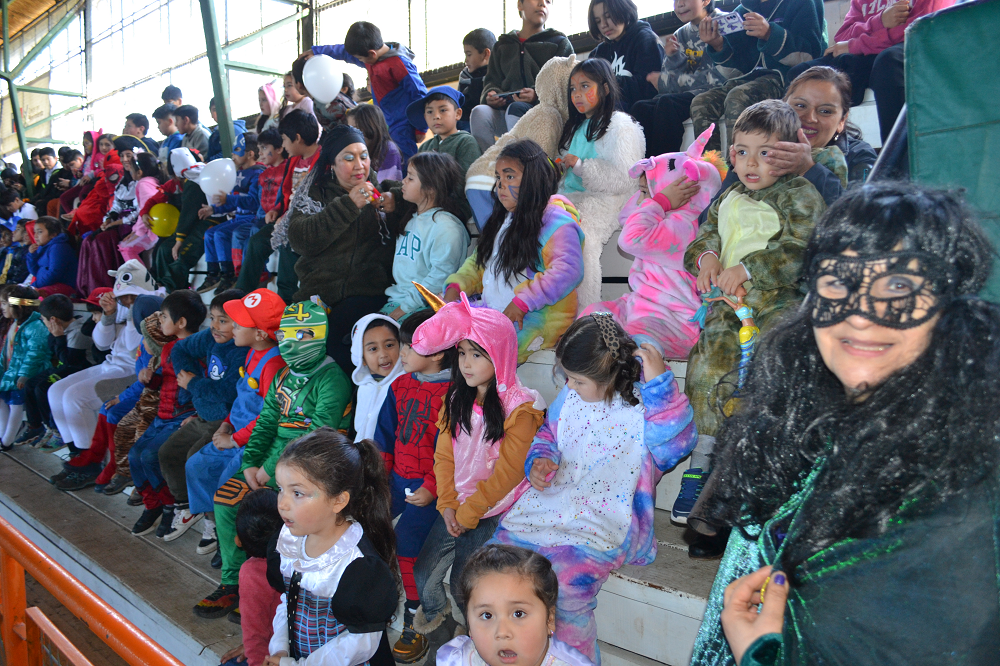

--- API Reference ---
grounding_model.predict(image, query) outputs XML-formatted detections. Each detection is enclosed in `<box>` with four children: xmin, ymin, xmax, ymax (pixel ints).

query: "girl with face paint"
<box><xmin>554</xmin><ymin>57</ymin><xmax>647</xmax><ymax>307</ymax></box>
<box><xmin>443</xmin><ymin>140</ymin><xmax>585</xmax><ymax>364</ymax></box>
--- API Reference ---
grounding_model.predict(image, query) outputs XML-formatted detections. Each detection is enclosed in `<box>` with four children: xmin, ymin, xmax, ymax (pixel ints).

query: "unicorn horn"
<box><xmin>412</xmin><ymin>282</ymin><xmax>446</xmax><ymax>312</ymax></box>
<box><xmin>687</xmin><ymin>123</ymin><xmax>715</xmax><ymax>159</ymax></box>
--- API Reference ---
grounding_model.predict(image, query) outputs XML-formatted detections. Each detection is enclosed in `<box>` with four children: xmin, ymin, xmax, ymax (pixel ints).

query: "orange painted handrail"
<box><xmin>25</xmin><ymin>606</ymin><xmax>96</xmax><ymax>666</ymax></box>
<box><xmin>0</xmin><ymin>514</ymin><xmax>184</xmax><ymax>666</ymax></box>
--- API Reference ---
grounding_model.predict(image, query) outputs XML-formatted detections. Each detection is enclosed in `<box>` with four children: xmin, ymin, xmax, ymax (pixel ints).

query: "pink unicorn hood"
<box><xmin>410</xmin><ymin>292</ymin><xmax>537</xmax><ymax>414</ymax></box>
<box><xmin>628</xmin><ymin>124</ymin><xmax>723</xmax><ymax>202</ymax></box>
<box><xmin>260</xmin><ymin>82</ymin><xmax>279</xmax><ymax>118</ymax></box>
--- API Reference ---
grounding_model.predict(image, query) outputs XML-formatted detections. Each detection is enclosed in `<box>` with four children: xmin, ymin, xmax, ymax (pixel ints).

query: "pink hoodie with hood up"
<box><xmin>411</xmin><ymin>293</ymin><xmax>546</xmax><ymax>524</ymax></box>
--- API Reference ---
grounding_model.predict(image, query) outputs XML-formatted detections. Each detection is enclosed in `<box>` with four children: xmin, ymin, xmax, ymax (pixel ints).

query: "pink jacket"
<box><xmin>121</xmin><ymin>177</ymin><xmax>163</xmax><ymax>251</ymax></box>
<box><xmin>836</xmin><ymin>0</ymin><xmax>954</xmax><ymax>55</ymax></box>
<box><xmin>412</xmin><ymin>293</ymin><xmax>543</xmax><ymax>519</ymax></box>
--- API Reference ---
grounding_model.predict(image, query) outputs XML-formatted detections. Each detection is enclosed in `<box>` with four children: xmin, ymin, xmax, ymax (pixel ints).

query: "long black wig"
<box><xmin>702</xmin><ymin>180</ymin><xmax>1000</xmax><ymax>578</ymax></box>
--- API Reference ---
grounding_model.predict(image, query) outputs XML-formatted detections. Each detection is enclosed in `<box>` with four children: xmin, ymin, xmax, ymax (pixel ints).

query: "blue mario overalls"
<box><xmin>185</xmin><ymin>346</ymin><xmax>282</xmax><ymax>514</ymax></box>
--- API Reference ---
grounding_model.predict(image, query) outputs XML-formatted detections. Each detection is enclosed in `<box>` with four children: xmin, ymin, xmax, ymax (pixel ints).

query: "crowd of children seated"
<box><xmin>0</xmin><ymin>0</ymin><xmax>943</xmax><ymax>664</ymax></box>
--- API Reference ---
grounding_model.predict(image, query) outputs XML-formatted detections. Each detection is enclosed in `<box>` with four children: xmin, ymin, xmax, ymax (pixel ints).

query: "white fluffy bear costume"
<box><xmin>465</xmin><ymin>54</ymin><xmax>646</xmax><ymax>307</ymax></box>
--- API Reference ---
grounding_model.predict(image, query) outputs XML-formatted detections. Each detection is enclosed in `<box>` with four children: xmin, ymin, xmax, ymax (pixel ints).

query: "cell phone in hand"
<box><xmin>496</xmin><ymin>91</ymin><xmax>521</xmax><ymax>99</ymax></box>
<box><xmin>714</xmin><ymin>11</ymin><xmax>745</xmax><ymax>36</ymax></box>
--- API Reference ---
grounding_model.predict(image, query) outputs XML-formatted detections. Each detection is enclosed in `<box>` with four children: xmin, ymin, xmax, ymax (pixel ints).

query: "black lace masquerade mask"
<box><xmin>809</xmin><ymin>251</ymin><xmax>955</xmax><ymax>329</ymax></box>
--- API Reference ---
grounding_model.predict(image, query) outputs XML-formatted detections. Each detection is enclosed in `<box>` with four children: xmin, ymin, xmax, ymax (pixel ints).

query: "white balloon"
<box><xmin>198</xmin><ymin>158</ymin><xmax>237</xmax><ymax>199</ymax></box>
<box><xmin>302</xmin><ymin>54</ymin><xmax>344</xmax><ymax>104</ymax></box>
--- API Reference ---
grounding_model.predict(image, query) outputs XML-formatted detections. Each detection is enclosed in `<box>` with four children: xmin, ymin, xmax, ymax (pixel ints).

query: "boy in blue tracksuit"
<box><xmin>198</xmin><ymin>133</ymin><xmax>265</xmax><ymax>294</ymax></box>
<box><xmin>157</xmin><ymin>289</ymin><xmax>247</xmax><ymax>541</ymax></box>
<box><xmin>309</xmin><ymin>21</ymin><xmax>428</xmax><ymax>161</ymax></box>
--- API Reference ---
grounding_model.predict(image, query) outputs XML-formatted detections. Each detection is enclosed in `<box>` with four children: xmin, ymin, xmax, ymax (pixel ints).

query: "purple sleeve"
<box><xmin>639</xmin><ymin>371</ymin><xmax>697</xmax><ymax>472</ymax></box>
<box><xmin>511</xmin><ymin>217</ymin><xmax>584</xmax><ymax>314</ymax></box>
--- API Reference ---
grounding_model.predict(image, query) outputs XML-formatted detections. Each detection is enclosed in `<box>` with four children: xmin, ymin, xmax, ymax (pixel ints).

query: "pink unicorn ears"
<box><xmin>686</xmin><ymin>123</ymin><xmax>715</xmax><ymax>159</ymax></box>
<box><xmin>628</xmin><ymin>157</ymin><xmax>656</xmax><ymax>179</ymax></box>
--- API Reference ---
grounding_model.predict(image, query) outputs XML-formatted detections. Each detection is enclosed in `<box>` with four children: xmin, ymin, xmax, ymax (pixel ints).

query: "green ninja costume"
<box><xmin>212</xmin><ymin>300</ymin><xmax>352</xmax><ymax>588</ymax></box>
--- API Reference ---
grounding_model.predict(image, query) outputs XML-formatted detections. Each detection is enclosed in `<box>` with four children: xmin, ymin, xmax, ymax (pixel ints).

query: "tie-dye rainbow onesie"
<box><xmin>582</xmin><ymin>126</ymin><xmax>726</xmax><ymax>360</ymax></box>
<box><xmin>492</xmin><ymin>369</ymin><xmax>697</xmax><ymax>664</ymax></box>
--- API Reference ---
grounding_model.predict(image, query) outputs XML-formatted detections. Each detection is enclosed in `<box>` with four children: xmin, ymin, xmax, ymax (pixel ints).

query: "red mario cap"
<box><xmin>83</xmin><ymin>287</ymin><xmax>113</xmax><ymax>307</ymax></box>
<box><xmin>224</xmin><ymin>289</ymin><xmax>285</xmax><ymax>338</ymax></box>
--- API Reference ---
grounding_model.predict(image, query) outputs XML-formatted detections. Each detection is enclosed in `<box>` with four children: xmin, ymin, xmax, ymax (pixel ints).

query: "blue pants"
<box><xmin>203</xmin><ymin>217</ymin><xmax>246</xmax><ymax>266</ymax></box>
<box><xmin>101</xmin><ymin>392</ymin><xmax>138</xmax><ymax>425</ymax></box>
<box><xmin>127</xmin><ymin>415</ymin><xmax>187</xmax><ymax>500</ymax></box>
<box><xmin>389</xmin><ymin>471</ymin><xmax>438</xmax><ymax>558</ymax></box>
<box><xmin>186</xmin><ymin>444</ymin><xmax>243</xmax><ymax>514</ymax></box>
<box><xmin>388</xmin><ymin>120</ymin><xmax>419</xmax><ymax>164</ymax></box>
<box><xmin>232</xmin><ymin>220</ymin><xmax>262</xmax><ymax>257</ymax></box>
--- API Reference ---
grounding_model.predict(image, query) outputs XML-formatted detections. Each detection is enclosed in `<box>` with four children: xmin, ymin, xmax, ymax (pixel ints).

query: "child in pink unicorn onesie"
<box><xmin>582</xmin><ymin>126</ymin><xmax>725</xmax><ymax>359</ymax></box>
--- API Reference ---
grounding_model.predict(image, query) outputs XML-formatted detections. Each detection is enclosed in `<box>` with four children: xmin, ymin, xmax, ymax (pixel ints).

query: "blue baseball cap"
<box><xmin>406</xmin><ymin>86</ymin><xmax>466</xmax><ymax>133</ymax></box>
<box><xmin>232</xmin><ymin>132</ymin><xmax>248</xmax><ymax>157</ymax></box>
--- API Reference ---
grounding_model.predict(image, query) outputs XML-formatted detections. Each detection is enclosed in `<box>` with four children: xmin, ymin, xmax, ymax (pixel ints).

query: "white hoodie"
<box><xmin>350</xmin><ymin>313</ymin><xmax>405</xmax><ymax>442</ymax></box>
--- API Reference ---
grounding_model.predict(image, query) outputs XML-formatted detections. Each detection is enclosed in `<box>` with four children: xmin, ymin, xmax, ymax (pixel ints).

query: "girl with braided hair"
<box><xmin>491</xmin><ymin>313</ymin><xmax>697</xmax><ymax>663</ymax></box>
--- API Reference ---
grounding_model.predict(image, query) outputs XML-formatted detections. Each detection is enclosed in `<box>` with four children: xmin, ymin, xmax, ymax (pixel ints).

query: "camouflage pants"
<box><xmin>685</xmin><ymin>299</ymin><xmax>789</xmax><ymax>438</ymax></box>
<box><xmin>690</xmin><ymin>74</ymin><xmax>784</xmax><ymax>152</ymax></box>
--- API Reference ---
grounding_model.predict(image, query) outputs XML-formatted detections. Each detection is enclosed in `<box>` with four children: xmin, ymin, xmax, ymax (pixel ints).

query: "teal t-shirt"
<box><xmin>561</xmin><ymin>119</ymin><xmax>600</xmax><ymax>194</ymax></box>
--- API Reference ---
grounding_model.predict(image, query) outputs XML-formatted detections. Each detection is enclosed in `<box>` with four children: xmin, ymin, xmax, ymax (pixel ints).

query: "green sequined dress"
<box><xmin>691</xmin><ymin>459</ymin><xmax>1000</xmax><ymax>665</ymax></box>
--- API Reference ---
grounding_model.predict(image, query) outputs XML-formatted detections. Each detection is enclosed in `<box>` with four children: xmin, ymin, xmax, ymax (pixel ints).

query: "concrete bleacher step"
<box><xmin>0</xmin><ymin>446</ymin><xmax>239</xmax><ymax>665</ymax></box>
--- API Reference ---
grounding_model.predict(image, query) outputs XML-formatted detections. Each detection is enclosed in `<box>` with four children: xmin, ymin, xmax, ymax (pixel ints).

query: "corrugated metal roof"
<box><xmin>1</xmin><ymin>0</ymin><xmax>59</xmax><ymax>45</ymax></box>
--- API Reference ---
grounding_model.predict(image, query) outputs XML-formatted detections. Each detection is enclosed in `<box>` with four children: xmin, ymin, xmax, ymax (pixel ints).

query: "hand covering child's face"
<box><xmin>730</xmin><ymin>131</ymin><xmax>781</xmax><ymax>191</ymax></box>
<box><xmin>494</xmin><ymin>157</ymin><xmax>524</xmax><ymax>212</ymax></box>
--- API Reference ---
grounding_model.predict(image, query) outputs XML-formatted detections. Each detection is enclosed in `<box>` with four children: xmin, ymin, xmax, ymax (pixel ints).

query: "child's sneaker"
<box><xmin>671</xmin><ymin>468</ymin><xmax>709</xmax><ymax>525</ymax></box>
<box><xmin>210</xmin><ymin>550</ymin><xmax>222</xmax><ymax>569</ymax></box>
<box><xmin>103</xmin><ymin>474</ymin><xmax>131</xmax><ymax>495</ymax></box>
<box><xmin>131</xmin><ymin>507</ymin><xmax>164</xmax><ymax>536</ymax></box>
<box><xmin>15</xmin><ymin>425</ymin><xmax>45</xmax><ymax>446</ymax></box>
<box><xmin>155</xmin><ymin>505</ymin><xmax>177</xmax><ymax>538</ymax></box>
<box><xmin>49</xmin><ymin>467</ymin><xmax>72</xmax><ymax>485</ymax></box>
<box><xmin>196</xmin><ymin>275</ymin><xmax>222</xmax><ymax>294</ymax></box>
<box><xmin>393</xmin><ymin>604</ymin><xmax>430</xmax><ymax>663</ymax></box>
<box><xmin>197</xmin><ymin>519</ymin><xmax>218</xmax><ymax>554</ymax></box>
<box><xmin>227</xmin><ymin>607</ymin><xmax>241</xmax><ymax>625</ymax></box>
<box><xmin>193</xmin><ymin>584</ymin><xmax>239</xmax><ymax>619</ymax></box>
<box><xmin>163</xmin><ymin>507</ymin><xmax>202</xmax><ymax>542</ymax></box>
<box><xmin>215</xmin><ymin>273</ymin><xmax>237</xmax><ymax>293</ymax></box>
<box><xmin>38</xmin><ymin>429</ymin><xmax>64</xmax><ymax>451</ymax></box>
<box><xmin>55</xmin><ymin>465</ymin><xmax>101</xmax><ymax>491</ymax></box>
<box><xmin>126</xmin><ymin>490</ymin><xmax>143</xmax><ymax>506</ymax></box>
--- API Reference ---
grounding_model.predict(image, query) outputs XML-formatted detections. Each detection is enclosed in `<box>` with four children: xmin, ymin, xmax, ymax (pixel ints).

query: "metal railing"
<box><xmin>0</xmin><ymin>515</ymin><xmax>184</xmax><ymax>666</ymax></box>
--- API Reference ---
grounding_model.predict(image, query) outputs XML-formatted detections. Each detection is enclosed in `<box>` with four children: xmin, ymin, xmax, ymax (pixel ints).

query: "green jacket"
<box><xmin>0</xmin><ymin>312</ymin><xmax>50</xmax><ymax>391</ymax></box>
<box><xmin>481</xmin><ymin>29</ymin><xmax>574</xmax><ymax>103</ymax></box>
<box><xmin>685</xmin><ymin>173</ymin><xmax>828</xmax><ymax>322</ymax></box>
<box><xmin>418</xmin><ymin>131</ymin><xmax>482</xmax><ymax>177</ymax></box>
<box><xmin>240</xmin><ymin>359</ymin><xmax>353</xmax><ymax>477</ymax></box>
<box><xmin>286</xmin><ymin>174</ymin><xmax>411</xmax><ymax>307</ymax></box>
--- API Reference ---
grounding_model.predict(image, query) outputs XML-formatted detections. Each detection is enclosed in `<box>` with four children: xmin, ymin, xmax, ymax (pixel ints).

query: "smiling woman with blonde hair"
<box><xmin>690</xmin><ymin>180</ymin><xmax>1000</xmax><ymax>665</ymax></box>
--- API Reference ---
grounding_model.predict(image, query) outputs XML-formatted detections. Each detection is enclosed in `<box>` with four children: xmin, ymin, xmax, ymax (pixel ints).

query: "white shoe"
<box><xmin>162</xmin><ymin>508</ymin><xmax>202</xmax><ymax>542</ymax></box>
<box><xmin>197</xmin><ymin>519</ymin><xmax>218</xmax><ymax>554</ymax></box>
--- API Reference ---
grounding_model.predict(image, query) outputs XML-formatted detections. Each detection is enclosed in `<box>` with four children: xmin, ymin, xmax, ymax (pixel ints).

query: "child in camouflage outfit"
<box><xmin>677</xmin><ymin>100</ymin><xmax>843</xmax><ymax>507</ymax></box>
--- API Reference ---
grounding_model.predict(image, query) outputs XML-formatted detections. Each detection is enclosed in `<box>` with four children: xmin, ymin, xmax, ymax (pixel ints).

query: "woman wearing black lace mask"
<box><xmin>690</xmin><ymin>180</ymin><xmax>1000</xmax><ymax>666</ymax></box>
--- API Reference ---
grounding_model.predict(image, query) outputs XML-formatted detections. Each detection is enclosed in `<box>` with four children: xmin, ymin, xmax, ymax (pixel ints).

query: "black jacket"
<box><xmin>481</xmin><ymin>29</ymin><xmax>574</xmax><ymax>104</ymax></box>
<box><xmin>590</xmin><ymin>20</ymin><xmax>664</xmax><ymax>110</ymax></box>
<box><xmin>458</xmin><ymin>65</ymin><xmax>489</xmax><ymax>120</ymax></box>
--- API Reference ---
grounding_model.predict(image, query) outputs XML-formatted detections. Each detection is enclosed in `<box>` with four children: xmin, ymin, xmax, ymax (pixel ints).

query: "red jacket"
<box><xmin>258</xmin><ymin>161</ymin><xmax>286</xmax><ymax>215</ymax></box>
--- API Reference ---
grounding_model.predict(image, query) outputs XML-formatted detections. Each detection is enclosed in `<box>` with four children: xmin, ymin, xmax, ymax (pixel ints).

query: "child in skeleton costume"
<box><xmin>582</xmin><ymin>126</ymin><xmax>725</xmax><ymax>359</ymax></box>
<box><xmin>491</xmin><ymin>315</ymin><xmax>697</xmax><ymax>664</ymax></box>
<box><xmin>196</xmin><ymin>299</ymin><xmax>353</xmax><ymax>621</ymax></box>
